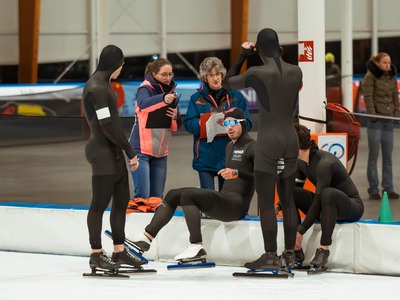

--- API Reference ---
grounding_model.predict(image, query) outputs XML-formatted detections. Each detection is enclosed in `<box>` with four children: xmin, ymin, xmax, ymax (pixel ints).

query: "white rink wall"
<box><xmin>0</xmin><ymin>205</ymin><xmax>399</xmax><ymax>275</ymax></box>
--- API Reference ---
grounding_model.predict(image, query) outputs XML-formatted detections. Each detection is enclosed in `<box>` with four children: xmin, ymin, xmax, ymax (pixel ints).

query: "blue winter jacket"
<box><xmin>184</xmin><ymin>84</ymin><xmax>252</xmax><ymax>172</ymax></box>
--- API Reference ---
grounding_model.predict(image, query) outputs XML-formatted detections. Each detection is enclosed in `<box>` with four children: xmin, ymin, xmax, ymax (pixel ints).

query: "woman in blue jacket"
<box><xmin>184</xmin><ymin>57</ymin><xmax>252</xmax><ymax>191</ymax></box>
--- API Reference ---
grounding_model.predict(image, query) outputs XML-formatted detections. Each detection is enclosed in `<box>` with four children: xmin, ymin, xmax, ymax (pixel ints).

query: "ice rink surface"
<box><xmin>0</xmin><ymin>251</ymin><xmax>397</xmax><ymax>300</ymax></box>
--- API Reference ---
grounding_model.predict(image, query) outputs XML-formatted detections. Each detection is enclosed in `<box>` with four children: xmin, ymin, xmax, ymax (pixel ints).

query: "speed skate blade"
<box><xmin>293</xmin><ymin>264</ymin><xmax>310</xmax><ymax>270</ymax></box>
<box><xmin>104</xmin><ymin>230</ymin><xmax>149</xmax><ymax>263</ymax></box>
<box><xmin>118</xmin><ymin>267</ymin><xmax>157</xmax><ymax>274</ymax></box>
<box><xmin>167</xmin><ymin>261</ymin><xmax>215</xmax><ymax>270</ymax></box>
<box><xmin>307</xmin><ymin>266</ymin><xmax>328</xmax><ymax>275</ymax></box>
<box><xmin>83</xmin><ymin>269</ymin><xmax>129</xmax><ymax>279</ymax></box>
<box><xmin>233</xmin><ymin>270</ymin><xmax>291</xmax><ymax>278</ymax></box>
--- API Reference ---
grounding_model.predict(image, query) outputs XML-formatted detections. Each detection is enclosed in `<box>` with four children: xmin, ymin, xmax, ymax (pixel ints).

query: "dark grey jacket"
<box><xmin>362</xmin><ymin>60</ymin><xmax>398</xmax><ymax>120</ymax></box>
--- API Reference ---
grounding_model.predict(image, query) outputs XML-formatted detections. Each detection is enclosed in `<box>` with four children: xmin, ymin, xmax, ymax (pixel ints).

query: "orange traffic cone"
<box><xmin>378</xmin><ymin>191</ymin><xmax>394</xmax><ymax>223</ymax></box>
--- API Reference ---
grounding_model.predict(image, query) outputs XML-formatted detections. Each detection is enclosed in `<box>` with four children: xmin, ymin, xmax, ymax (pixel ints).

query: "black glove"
<box><xmin>240</xmin><ymin>45</ymin><xmax>255</xmax><ymax>57</ymax></box>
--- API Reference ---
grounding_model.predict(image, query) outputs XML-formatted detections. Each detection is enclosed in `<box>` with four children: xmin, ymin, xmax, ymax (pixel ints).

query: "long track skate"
<box><xmin>104</xmin><ymin>230</ymin><xmax>156</xmax><ymax>274</ymax></box>
<box><xmin>83</xmin><ymin>267</ymin><xmax>129</xmax><ymax>279</ymax></box>
<box><xmin>233</xmin><ymin>268</ymin><xmax>294</xmax><ymax>278</ymax></box>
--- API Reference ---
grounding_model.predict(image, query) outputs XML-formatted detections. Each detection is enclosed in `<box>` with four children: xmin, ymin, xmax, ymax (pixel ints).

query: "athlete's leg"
<box><xmin>277</xmin><ymin>173</ymin><xmax>297</xmax><ymax>250</ymax></box>
<box><xmin>110</xmin><ymin>162</ymin><xmax>130</xmax><ymax>246</ymax></box>
<box><xmin>319</xmin><ymin>187</ymin><xmax>363</xmax><ymax>246</ymax></box>
<box><xmin>144</xmin><ymin>188</ymin><xmax>194</xmax><ymax>238</ymax></box>
<box><xmin>293</xmin><ymin>186</ymin><xmax>314</xmax><ymax>221</ymax></box>
<box><xmin>87</xmin><ymin>175</ymin><xmax>115</xmax><ymax>249</ymax></box>
<box><xmin>180</xmin><ymin>189</ymin><xmax>220</xmax><ymax>243</ymax></box>
<box><xmin>255</xmin><ymin>170</ymin><xmax>278</xmax><ymax>252</ymax></box>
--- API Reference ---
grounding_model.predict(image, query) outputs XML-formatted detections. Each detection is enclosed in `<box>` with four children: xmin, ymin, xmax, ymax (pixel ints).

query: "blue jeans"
<box><xmin>131</xmin><ymin>153</ymin><xmax>168</xmax><ymax>199</ymax></box>
<box><xmin>198</xmin><ymin>171</ymin><xmax>224</xmax><ymax>191</ymax></box>
<box><xmin>367</xmin><ymin>120</ymin><xmax>394</xmax><ymax>195</ymax></box>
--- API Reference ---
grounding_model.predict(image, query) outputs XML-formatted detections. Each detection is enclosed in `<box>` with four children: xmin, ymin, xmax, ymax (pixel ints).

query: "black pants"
<box><xmin>294</xmin><ymin>187</ymin><xmax>364</xmax><ymax>245</ymax></box>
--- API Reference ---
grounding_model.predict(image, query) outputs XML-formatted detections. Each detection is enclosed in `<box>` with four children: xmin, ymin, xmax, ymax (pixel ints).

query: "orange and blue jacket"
<box><xmin>129</xmin><ymin>74</ymin><xmax>180</xmax><ymax>157</ymax></box>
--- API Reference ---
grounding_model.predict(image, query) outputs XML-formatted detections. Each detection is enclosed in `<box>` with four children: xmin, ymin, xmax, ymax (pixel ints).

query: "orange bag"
<box><xmin>126</xmin><ymin>197</ymin><xmax>163</xmax><ymax>213</ymax></box>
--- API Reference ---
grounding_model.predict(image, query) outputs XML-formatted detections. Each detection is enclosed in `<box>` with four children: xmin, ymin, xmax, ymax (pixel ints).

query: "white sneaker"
<box><xmin>125</xmin><ymin>232</ymin><xmax>151</xmax><ymax>252</ymax></box>
<box><xmin>174</xmin><ymin>243</ymin><xmax>207</xmax><ymax>261</ymax></box>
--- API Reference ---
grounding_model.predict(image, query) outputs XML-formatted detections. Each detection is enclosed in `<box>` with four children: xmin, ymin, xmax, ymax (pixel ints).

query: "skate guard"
<box><xmin>104</xmin><ymin>230</ymin><xmax>152</xmax><ymax>266</ymax></box>
<box><xmin>167</xmin><ymin>260</ymin><xmax>216</xmax><ymax>270</ymax></box>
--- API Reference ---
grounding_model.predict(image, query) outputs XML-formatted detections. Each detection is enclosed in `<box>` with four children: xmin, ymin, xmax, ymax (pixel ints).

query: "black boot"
<box><xmin>90</xmin><ymin>251</ymin><xmax>120</xmax><ymax>270</ymax></box>
<box><xmin>281</xmin><ymin>250</ymin><xmax>295</xmax><ymax>269</ymax></box>
<box><xmin>310</xmin><ymin>248</ymin><xmax>330</xmax><ymax>267</ymax></box>
<box><xmin>294</xmin><ymin>249</ymin><xmax>305</xmax><ymax>264</ymax></box>
<box><xmin>244</xmin><ymin>252</ymin><xmax>280</xmax><ymax>270</ymax></box>
<box><xmin>112</xmin><ymin>247</ymin><xmax>146</xmax><ymax>267</ymax></box>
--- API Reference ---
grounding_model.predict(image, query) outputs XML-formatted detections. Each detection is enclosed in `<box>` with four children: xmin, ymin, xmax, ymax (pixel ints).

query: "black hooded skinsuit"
<box><xmin>142</xmin><ymin>108</ymin><xmax>256</xmax><ymax>244</ymax></box>
<box><xmin>224</xmin><ymin>28</ymin><xmax>303</xmax><ymax>253</ymax></box>
<box><xmin>83</xmin><ymin>45</ymin><xmax>137</xmax><ymax>250</ymax></box>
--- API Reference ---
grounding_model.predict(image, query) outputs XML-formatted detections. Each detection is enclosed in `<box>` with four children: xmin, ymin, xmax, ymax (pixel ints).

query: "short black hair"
<box><xmin>294</xmin><ymin>123</ymin><xmax>312</xmax><ymax>150</ymax></box>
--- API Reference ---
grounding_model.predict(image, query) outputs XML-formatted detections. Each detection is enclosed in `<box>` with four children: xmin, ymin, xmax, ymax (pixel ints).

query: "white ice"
<box><xmin>0</xmin><ymin>251</ymin><xmax>397</xmax><ymax>300</ymax></box>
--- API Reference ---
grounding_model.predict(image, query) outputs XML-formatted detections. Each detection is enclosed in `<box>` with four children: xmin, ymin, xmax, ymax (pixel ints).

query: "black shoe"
<box><xmin>90</xmin><ymin>250</ymin><xmax>120</xmax><ymax>270</ymax></box>
<box><xmin>244</xmin><ymin>252</ymin><xmax>280</xmax><ymax>270</ymax></box>
<box><xmin>281</xmin><ymin>250</ymin><xmax>295</xmax><ymax>269</ymax></box>
<box><xmin>368</xmin><ymin>193</ymin><xmax>381</xmax><ymax>200</ymax></box>
<box><xmin>112</xmin><ymin>247</ymin><xmax>146</xmax><ymax>267</ymax></box>
<box><xmin>310</xmin><ymin>248</ymin><xmax>330</xmax><ymax>267</ymax></box>
<box><xmin>386</xmin><ymin>191</ymin><xmax>400</xmax><ymax>200</ymax></box>
<box><xmin>294</xmin><ymin>249</ymin><xmax>305</xmax><ymax>264</ymax></box>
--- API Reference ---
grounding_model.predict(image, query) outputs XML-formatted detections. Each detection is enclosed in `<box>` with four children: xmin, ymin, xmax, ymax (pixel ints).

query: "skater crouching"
<box><xmin>293</xmin><ymin>124</ymin><xmax>364</xmax><ymax>272</ymax></box>
<box><xmin>127</xmin><ymin>108</ymin><xmax>256</xmax><ymax>263</ymax></box>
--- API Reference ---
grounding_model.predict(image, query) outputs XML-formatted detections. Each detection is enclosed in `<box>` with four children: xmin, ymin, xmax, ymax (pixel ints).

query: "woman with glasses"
<box><xmin>184</xmin><ymin>57</ymin><xmax>252</xmax><ymax>192</ymax></box>
<box><xmin>128</xmin><ymin>108</ymin><xmax>256</xmax><ymax>262</ymax></box>
<box><xmin>129</xmin><ymin>58</ymin><xmax>181</xmax><ymax>201</ymax></box>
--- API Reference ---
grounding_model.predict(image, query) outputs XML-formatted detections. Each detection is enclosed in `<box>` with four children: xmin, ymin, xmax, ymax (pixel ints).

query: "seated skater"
<box><xmin>128</xmin><ymin>108</ymin><xmax>256</xmax><ymax>261</ymax></box>
<box><xmin>293</xmin><ymin>124</ymin><xmax>364</xmax><ymax>270</ymax></box>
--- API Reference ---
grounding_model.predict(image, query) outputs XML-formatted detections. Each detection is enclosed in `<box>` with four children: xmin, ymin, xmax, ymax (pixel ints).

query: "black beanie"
<box><xmin>224</xmin><ymin>107</ymin><xmax>248</xmax><ymax>133</ymax></box>
<box><xmin>97</xmin><ymin>45</ymin><xmax>124</xmax><ymax>72</ymax></box>
<box><xmin>224</xmin><ymin>107</ymin><xmax>245</xmax><ymax>120</ymax></box>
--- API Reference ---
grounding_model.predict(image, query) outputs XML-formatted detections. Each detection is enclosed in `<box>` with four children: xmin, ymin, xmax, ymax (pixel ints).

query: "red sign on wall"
<box><xmin>298</xmin><ymin>41</ymin><xmax>314</xmax><ymax>62</ymax></box>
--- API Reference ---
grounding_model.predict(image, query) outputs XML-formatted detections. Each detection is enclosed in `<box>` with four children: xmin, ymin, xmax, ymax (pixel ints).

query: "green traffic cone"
<box><xmin>379</xmin><ymin>191</ymin><xmax>393</xmax><ymax>223</ymax></box>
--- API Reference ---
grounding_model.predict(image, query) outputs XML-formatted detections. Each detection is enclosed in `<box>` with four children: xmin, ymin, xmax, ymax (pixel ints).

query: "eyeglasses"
<box><xmin>207</xmin><ymin>72</ymin><xmax>222</xmax><ymax>78</ymax></box>
<box><xmin>223</xmin><ymin>119</ymin><xmax>245</xmax><ymax>127</ymax></box>
<box><xmin>157</xmin><ymin>72</ymin><xmax>174</xmax><ymax>78</ymax></box>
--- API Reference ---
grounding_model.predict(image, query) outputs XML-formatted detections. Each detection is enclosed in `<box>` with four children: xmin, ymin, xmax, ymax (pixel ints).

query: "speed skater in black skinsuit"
<box><xmin>128</xmin><ymin>108</ymin><xmax>256</xmax><ymax>261</ymax></box>
<box><xmin>82</xmin><ymin>45</ymin><xmax>144</xmax><ymax>272</ymax></box>
<box><xmin>223</xmin><ymin>28</ymin><xmax>303</xmax><ymax>271</ymax></box>
<box><xmin>293</xmin><ymin>124</ymin><xmax>364</xmax><ymax>270</ymax></box>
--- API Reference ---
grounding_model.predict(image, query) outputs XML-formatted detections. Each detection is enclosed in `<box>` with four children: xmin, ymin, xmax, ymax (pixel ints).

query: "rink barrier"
<box><xmin>0</xmin><ymin>203</ymin><xmax>399</xmax><ymax>276</ymax></box>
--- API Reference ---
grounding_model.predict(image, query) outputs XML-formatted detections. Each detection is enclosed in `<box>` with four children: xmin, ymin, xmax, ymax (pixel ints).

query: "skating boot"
<box><xmin>244</xmin><ymin>252</ymin><xmax>280</xmax><ymax>271</ymax></box>
<box><xmin>89</xmin><ymin>250</ymin><xmax>120</xmax><ymax>270</ymax></box>
<box><xmin>174</xmin><ymin>243</ymin><xmax>207</xmax><ymax>262</ymax></box>
<box><xmin>292</xmin><ymin>248</ymin><xmax>308</xmax><ymax>269</ymax></box>
<box><xmin>126</xmin><ymin>232</ymin><xmax>151</xmax><ymax>253</ymax></box>
<box><xmin>112</xmin><ymin>247</ymin><xmax>146</xmax><ymax>268</ymax></box>
<box><xmin>280</xmin><ymin>250</ymin><xmax>295</xmax><ymax>271</ymax></box>
<box><xmin>294</xmin><ymin>249</ymin><xmax>305</xmax><ymax>265</ymax></box>
<box><xmin>83</xmin><ymin>250</ymin><xmax>128</xmax><ymax>278</ymax></box>
<box><xmin>308</xmin><ymin>248</ymin><xmax>329</xmax><ymax>275</ymax></box>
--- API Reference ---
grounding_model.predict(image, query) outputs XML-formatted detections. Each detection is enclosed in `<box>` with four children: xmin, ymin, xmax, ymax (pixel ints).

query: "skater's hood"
<box><xmin>96</xmin><ymin>45</ymin><xmax>124</xmax><ymax>74</ymax></box>
<box><xmin>256</xmin><ymin>28</ymin><xmax>281</xmax><ymax>58</ymax></box>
